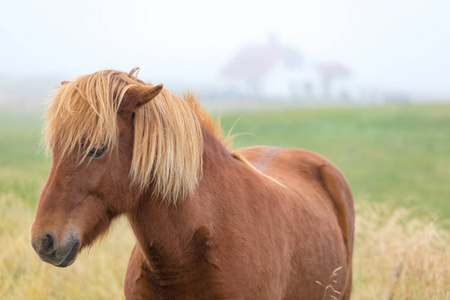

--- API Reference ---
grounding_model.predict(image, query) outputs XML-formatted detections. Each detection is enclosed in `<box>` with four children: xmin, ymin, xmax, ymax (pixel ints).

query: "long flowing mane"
<box><xmin>44</xmin><ymin>68</ymin><xmax>226</xmax><ymax>204</ymax></box>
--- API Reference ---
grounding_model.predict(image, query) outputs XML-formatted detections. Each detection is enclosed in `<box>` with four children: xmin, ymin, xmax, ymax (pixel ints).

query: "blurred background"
<box><xmin>1</xmin><ymin>0</ymin><xmax>449</xmax><ymax>299</ymax></box>
<box><xmin>1</xmin><ymin>0</ymin><xmax>450</xmax><ymax>110</ymax></box>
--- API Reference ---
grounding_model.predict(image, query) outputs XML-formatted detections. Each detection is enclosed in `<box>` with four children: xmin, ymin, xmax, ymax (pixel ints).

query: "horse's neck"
<box><xmin>126</xmin><ymin>128</ymin><xmax>232</xmax><ymax>267</ymax></box>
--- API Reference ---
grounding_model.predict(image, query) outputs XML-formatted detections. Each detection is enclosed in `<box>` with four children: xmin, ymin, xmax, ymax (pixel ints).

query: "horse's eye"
<box><xmin>87</xmin><ymin>147</ymin><xmax>107</xmax><ymax>158</ymax></box>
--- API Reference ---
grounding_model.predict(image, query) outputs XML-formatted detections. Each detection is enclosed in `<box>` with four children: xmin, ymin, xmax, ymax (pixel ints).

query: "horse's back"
<box><xmin>234</xmin><ymin>146</ymin><xmax>354</xmax><ymax>299</ymax></box>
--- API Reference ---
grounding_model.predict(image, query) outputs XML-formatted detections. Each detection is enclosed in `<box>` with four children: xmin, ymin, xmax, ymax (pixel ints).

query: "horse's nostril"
<box><xmin>41</xmin><ymin>233</ymin><xmax>56</xmax><ymax>255</ymax></box>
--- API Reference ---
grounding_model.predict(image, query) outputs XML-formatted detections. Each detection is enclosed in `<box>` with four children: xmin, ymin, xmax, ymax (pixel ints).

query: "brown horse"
<box><xmin>31</xmin><ymin>68</ymin><xmax>354</xmax><ymax>299</ymax></box>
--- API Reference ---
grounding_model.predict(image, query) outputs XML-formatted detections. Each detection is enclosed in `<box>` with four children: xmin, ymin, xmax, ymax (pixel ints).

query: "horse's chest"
<box><xmin>126</xmin><ymin>227</ymin><xmax>228</xmax><ymax>299</ymax></box>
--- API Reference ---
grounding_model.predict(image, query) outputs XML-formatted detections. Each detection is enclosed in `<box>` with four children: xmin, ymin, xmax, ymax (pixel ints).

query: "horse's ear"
<box><xmin>122</xmin><ymin>84</ymin><xmax>163</xmax><ymax>112</ymax></box>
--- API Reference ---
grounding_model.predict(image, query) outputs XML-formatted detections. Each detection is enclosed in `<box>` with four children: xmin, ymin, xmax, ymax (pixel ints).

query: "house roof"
<box><xmin>316</xmin><ymin>63</ymin><xmax>351</xmax><ymax>77</ymax></box>
<box><xmin>222</xmin><ymin>41</ymin><xmax>288</xmax><ymax>80</ymax></box>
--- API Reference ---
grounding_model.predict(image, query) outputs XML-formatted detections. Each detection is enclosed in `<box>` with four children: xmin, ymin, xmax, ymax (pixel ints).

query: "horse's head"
<box><xmin>31</xmin><ymin>70</ymin><xmax>163</xmax><ymax>267</ymax></box>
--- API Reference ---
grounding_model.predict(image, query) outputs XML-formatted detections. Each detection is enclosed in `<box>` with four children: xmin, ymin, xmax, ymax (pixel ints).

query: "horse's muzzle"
<box><xmin>31</xmin><ymin>231</ymin><xmax>81</xmax><ymax>268</ymax></box>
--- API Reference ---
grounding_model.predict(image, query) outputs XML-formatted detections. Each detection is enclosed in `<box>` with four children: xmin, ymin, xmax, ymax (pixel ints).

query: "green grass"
<box><xmin>0</xmin><ymin>112</ymin><xmax>50</xmax><ymax>207</ymax></box>
<box><xmin>218</xmin><ymin>104</ymin><xmax>450</xmax><ymax>220</ymax></box>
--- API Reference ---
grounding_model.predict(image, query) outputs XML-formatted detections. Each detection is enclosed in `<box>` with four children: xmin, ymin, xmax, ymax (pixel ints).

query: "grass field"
<box><xmin>220</xmin><ymin>104</ymin><xmax>450</xmax><ymax>220</ymax></box>
<box><xmin>1</xmin><ymin>104</ymin><xmax>449</xmax><ymax>299</ymax></box>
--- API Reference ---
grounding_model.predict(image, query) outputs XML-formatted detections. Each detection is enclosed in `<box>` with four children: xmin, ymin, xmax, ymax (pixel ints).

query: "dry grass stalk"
<box><xmin>382</xmin><ymin>261</ymin><xmax>404</xmax><ymax>300</ymax></box>
<box><xmin>316</xmin><ymin>266</ymin><xmax>343</xmax><ymax>300</ymax></box>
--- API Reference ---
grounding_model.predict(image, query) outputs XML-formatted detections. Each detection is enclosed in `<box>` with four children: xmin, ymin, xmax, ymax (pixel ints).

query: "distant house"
<box><xmin>316</xmin><ymin>63</ymin><xmax>352</xmax><ymax>101</ymax></box>
<box><xmin>221</xmin><ymin>39</ymin><xmax>353</xmax><ymax>102</ymax></box>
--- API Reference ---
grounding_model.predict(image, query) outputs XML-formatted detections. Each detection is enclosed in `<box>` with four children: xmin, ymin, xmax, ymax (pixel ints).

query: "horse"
<box><xmin>31</xmin><ymin>68</ymin><xmax>354</xmax><ymax>299</ymax></box>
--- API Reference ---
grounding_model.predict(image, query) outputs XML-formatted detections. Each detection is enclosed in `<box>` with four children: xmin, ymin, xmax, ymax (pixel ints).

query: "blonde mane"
<box><xmin>44</xmin><ymin>68</ymin><xmax>225</xmax><ymax>204</ymax></box>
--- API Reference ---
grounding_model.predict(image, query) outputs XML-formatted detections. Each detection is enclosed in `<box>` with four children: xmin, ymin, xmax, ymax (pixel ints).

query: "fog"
<box><xmin>1</xmin><ymin>0</ymin><xmax>450</xmax><ymax>109</ymax></box>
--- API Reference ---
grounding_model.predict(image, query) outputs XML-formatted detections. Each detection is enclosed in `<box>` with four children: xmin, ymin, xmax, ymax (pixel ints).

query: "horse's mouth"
<box><xmin>56</xmin><ymin>241</ymin><xmax>81</xmax><ymax>268</ymax></box>
<box><xmin>32</xmin><ymin>236</ymin><xmax>81</xmax><ymax>268</ymax></box>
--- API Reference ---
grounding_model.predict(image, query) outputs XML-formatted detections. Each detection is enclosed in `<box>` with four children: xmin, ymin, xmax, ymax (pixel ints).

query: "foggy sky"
<box><xmin>1</xmin><ymin>0</ymin><xmax>450</xmax><ymax>96</ymax></box>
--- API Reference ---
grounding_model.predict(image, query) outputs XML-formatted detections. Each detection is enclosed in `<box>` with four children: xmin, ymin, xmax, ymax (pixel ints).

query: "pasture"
<box><xmin>1</xmin><ymin>104</ymin><xmax>449</xmax><ymax>299</ymax></box>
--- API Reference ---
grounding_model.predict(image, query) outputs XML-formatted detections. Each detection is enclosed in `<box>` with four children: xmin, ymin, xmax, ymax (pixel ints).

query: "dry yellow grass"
<box><xmin>352</xmin><ymin>202</ymin><xmax>450</xmax><ymax>299</ymax></box>
<box><xmin>1</xmin><ymin>192</ymin><xmax>449</xmax><ymax>299</ymax></box>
